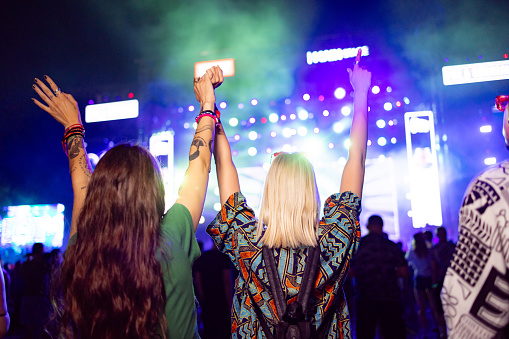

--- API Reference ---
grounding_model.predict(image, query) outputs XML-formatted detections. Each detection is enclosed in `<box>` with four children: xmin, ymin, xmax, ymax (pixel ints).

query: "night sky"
<box><xmin>1</xmin><ymin>0</ymin><xmax>508</xmax><ymax>248</ymax></box>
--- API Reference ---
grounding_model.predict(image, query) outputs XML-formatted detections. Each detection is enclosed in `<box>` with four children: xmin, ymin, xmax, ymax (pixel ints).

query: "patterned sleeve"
<box><xmin>206</xmin><ymin>192</ymin><xmax>257</xmax><ymax>271</ymax></box>
<box><xmin>317</xmin><ymin>191</ymin><xmax>361</xmax><ymax>283</ymax></box>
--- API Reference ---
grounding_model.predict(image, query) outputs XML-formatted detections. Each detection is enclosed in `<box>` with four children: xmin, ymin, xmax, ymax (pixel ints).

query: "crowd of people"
<box><xmin>0</xmin><ymin>49</ymin><xmax>503</xmax><ymax>338</ymax></box>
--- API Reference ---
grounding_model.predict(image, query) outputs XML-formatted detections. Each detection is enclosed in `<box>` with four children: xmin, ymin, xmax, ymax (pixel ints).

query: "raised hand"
<box><xmin>347</xmin><ymin>49</ymin><xmax>372</xmax><ymax>93</ymax></box>
<box><xmin>32</xmin><ymin>76</ymin><xmax>82</xmax><ymax>129</ymax></box>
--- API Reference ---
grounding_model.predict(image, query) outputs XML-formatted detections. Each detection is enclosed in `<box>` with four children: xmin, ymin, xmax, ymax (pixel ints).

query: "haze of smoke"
<box><xmin>90</xmin><ymin>0</ymin><xmax>317</xmax><ymax>103</ymax></box>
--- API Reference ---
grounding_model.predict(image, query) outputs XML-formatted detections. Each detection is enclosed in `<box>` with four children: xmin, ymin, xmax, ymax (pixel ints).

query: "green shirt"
<box><xmin>67</xmin><ymin>203</ymin><xmax>201</xmax><ymax>338</ymax></box>
<box><xmin>160</xmin><ymin>203</ymin><xmax>201</xmax><ymax>338</ymax></box>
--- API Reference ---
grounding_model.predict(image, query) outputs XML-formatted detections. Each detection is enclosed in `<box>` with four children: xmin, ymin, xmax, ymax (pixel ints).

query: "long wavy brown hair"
<box><xmin>52</xmin><ymin>144</ymin><xmax>167</xmax><ymax>338</ymax></box>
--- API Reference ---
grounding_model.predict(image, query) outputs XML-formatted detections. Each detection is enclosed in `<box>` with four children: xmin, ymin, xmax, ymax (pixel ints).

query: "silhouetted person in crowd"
<box><xmin>407</xmin><ymin>233</ymin><xmax>445</xmax><ymax>338</ymax></box>
<box><xmin>442</xmin><ymin>95</ymin><xmax>509</xmax><ymax>338</ymax></box>
<box><xmin>432</xmin><ymin>228</ymin><xmax>454</xmax><ymax>300</ymax></box>
<box><xmin>351</xmin><ymin>215</ymin><xmax>408</xmax><ymax>339</ymax></box>
<box><xmin>424</xmin><ymin>230</ymin><xmax>433</xmax><ymax>249</ymax></box>
<box><xmin>20</xmin><ymin>243</ymin><xmax>50</xmax><ymax>339</ymax></box>
<box><xmin>194</xmin><ymin>245</ymin><xmax>233</xmax><ymax>339</ymax></box>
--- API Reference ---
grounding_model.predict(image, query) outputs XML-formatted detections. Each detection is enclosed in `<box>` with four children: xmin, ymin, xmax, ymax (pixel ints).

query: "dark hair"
<box><xmin>367</xmin><ymin>215</ymin><xmax>383</xmax><ymax>228</ymax></box>
<box><xmin>413</xmin><ymin>232</ymin><xmax>429</xmax><ymax>259</ymax></box>
<box><xmin>53</xmin><ymin>144</ymin><xmax>167</xmax><ymax>338</ymax></box>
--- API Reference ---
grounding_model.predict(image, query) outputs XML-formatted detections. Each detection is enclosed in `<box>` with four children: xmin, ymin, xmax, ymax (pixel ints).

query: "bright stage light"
<box><xmin>442</xmin><ymin>59</ymin><xmax>509</xmax><ymax>85</ymax></box>
<box><xmin>248</xmin><ymin>147</ymin><xmax>257</xmax><ymax>156</ymax></box>
<box><xmin>282</xmin><ymin>144</ymin><xmax>292</xmax><ymax>152</ymax></box>
<box><xmin>238</xmin><ymin>103</ymin><xmax>244</xmax><ymax>109</ymax></box>
<box><xmin>193</xmin><ymin>122</ymin><xmax>198</xmax><ymax>129</ymax></box>
<box><xmin>372</xmin><ymin>86</ymin><xmax>380</xmax><ymax>94</ymax></box>
<box><xmin>214</xmin><ymin>187</ymin><xmax>220</xmax><ymax>196</ymax></box>
<box><xmin>384</xmin><ymin>102</ymin><xmax>393</xmax><ymax>111</ymax></box>
<box><xmin>88</xmin><ymin>153</ymin><xmax>100</xmax><ymax>166</ymax></box>
<box><xmin>248</xmin><ymin>131</ymin><xmax>258</xmax><ymax>140</ymax></box>
<box><xmin>298</xmin><ymin>127</ymin><xmax>308</xmax><ymax>136</ymax></box>
<box><xmin>266</xmin><ymin>147</ymin><xmax>272</xmax><ymax>154</ymax></box>
<box><xmin>388</xmin><ymin>120</ymin><xmax>394</xmax><ymax>126</ymax></box>
<box><xmin>386</xmin><ymin>86</ymin><xmax>392</xmax><ymax>93</ymax></box>
<box><xmin>188</xmin><ymin>105</ymin><xmax>195</xmax><ymax>112</ymax></box>
<box><xmin>85</xmin><ymin>99</ymin><xmax>139</xmax><ymax>123</ymax></box>
<box><xmin>269</xmin><ymin>113</ymin><xmax>279</xmax><ymax>123</ymax></box>
<box><xmin>249</xmin><ymin>117</ymin><xmax>256</xmax><ymax>124</ymax></box>
<box><xmin>229</xmin><ymin>118</ymin><xmax>239</xmax><ymax>127</ymax></box>
<box><xmin>313</xmin><ymin>127</ymin><xmax>320</xmax><ymax>133</ymax></box>
<box><xmin>285</xmin><ymin>99</ymin><xmax>291</xmax><ymax>105</ymax></box>
<box><xmin>328</xmin><ymin>143</ymin><xmax>335</xmax><ymax>149</ymax></box>
<box><xmin>270</xmin><ymin>131</ymin><xmax>277</xmax><ymax>137</ymax></box>
<box><xmin>282</xmin><ymin>128</ymin><xmax>292</xmax><ymax>138</ymax></box>
<box><xmin>234</xmin><ymin>134</ymin><xmax>241</xmax><ymax>141</ymax></box>
<box><xmin>334</xmin><ymin>87</ymin><xmax>346</xmax><ymax>100</ymax></box>
<box><xmin>333</xmin><ymin>122</ymin><xmax>344</xmax><ymax>133</ymax></box>
<box><xmin>298</xmin><ymin>109</ymin><xmax>309</xmax><ymax>120</ymax></box>
<box><xmin>396</xmin><ymin>101</ymin><xmax>402</xmax><ymax>107</ymax></box>
<box><xmin>344</xmin><ymin>139</ymin><xmax>351</xmax><ymax>149</ymax></box>
<box><xmin>376</xmin><ymin>119</ymin><xmax>386</xmax><ymax>128</ymax></box>
<box><xmin>199</xmin><ymin>216</ymin><xmax>205</xmax><ymax>224</ymax></box>
<box><xmin>378</xmin><ymin>137</ymin><xmax>387</xmax><ymax>146</ymax></box>
<box><xmin>318</xmin><ymin>95</ymin><xmax>325</xmax><ymax>101</ymax></box>
<box><xmin>442</xmin><ymin>134</ymin><xmax>448</xmax><ymax>142</ymax></box>
<box><xmin>88</xmin><ymin>99</ymin><xmax>94</xmax><ymax>105</ymax></box>
<box><xmin>261</xmin><ymin>117</ymin><xmax>267</xmax><ymax>123</ymax></box>
<box><xmin>178</xmin><ymin>107</ymin><xmax>184</xmax><ymax>113</ymax></box>
<box><xmin>290</xmin><ymin>114</ymin><xmax>296</xmax><ymax>120</ymax></box>
<box><xmin>251</xmin><ymin>99</ymin><xmax>258</xmax><ymax>106</ymax></box>
<box><xmin>391</xmin><ymin>137</ymin><xmax>397</xmax><ymax>144</ymax></box>
<box><xmin>291</xmin><ymin>129</ymin><xmax>297</xmax><ymax>136</ymax></box>
<box><xmin>341</xmin><ymin>106</ymin><xmax>352</xmax><ymax>116</ymax></box>
<box><xmin>303</xmin><ymin>94</ymin><xmax>310</xmax><ymax>101</ymax></box>
<box><xmin>378</xmin><ymin>154</ymin><xmax>386</xmax><ymax>161</ymax></box>
<box><xmin>404</xmin><ymin>97</ymin><xmax>410</xmax><ymax>104</ymax></box>
<box><xmin>480</xmin><ymin>125</ymin><xmax>492</xmax><ymax>133</ymax></box>
<box><xmin>338</xmin><ymin>157</ymin><xmax>347</xmax><ymax>166</ymax></box>
<box><xmin>219</xmin><ymin>101</ymin><xmax>227</xmax><ymax>109</ymax></box>
<box><xmin>485</xmin><ymin>157</ymin><xmax>497</xmax><ymax>165</ymax></box>
<box><xmin>281</xmin><ymin>115</ymin><xmax>287</xmax><ymax>121</ymax></box>
<box><xmin>183</xmin><ymin>122</ymin><xmax>190</xmax><ymax>129</ymax></box>
<box><xmin>128</xmin><ymin>92</ymin><xmax>134</xmax><ymax>99</ymax></box>
<box><xmin>214</xmin><ymin>203</ymin><xmax>221</xmax><ymax>211</ymax></box>
<box><xmin>323</xmin><ymin>110</ymin><xmax>330</xmax><ymax>117</ymax></box>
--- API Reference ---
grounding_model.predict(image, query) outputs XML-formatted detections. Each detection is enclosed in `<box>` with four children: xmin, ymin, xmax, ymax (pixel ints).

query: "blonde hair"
<box><xmin>257</xmin><ymin>153</ymin><xmax>320</xmax><ymax>248</ymax></box>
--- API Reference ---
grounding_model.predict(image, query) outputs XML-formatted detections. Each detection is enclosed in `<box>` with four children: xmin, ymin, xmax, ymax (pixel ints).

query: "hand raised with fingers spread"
<box><xmin>32</xmin><ymin>76</ymin><xmax>82</xmax><ymax>129</ymax></box>
<box><xmin>347</xmin><ymin>49</ymin><xmax>372</xmax><ymax>93</ymax></box>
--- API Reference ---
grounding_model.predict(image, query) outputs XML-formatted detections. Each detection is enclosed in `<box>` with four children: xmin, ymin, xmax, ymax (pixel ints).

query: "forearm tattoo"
<box><xmin>189</xmin><ymin>123</ymin><xmax>214</xmax><ymax>162</ymax></box>
<box><xmin>189</xmin><ymin>137</ymin><xmax>206</xmax><ymax>161</ymax></box>
<box><xmin>67</xmin><ymin>135</ymin><xmax>92</xmax><ymax>179</ymax></box>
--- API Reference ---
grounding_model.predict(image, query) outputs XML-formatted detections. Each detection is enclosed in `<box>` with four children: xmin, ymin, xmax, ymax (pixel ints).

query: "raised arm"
<box><xmin>32</xmin><ymin>76</ymin><xmax>92</xmax><ymax>238</ymax></box>
<box><xmin>340</xmin><ymin>49</ymin><xmax>371</xmax><ymax>198</ymax></box>
<box><xmin>175</xmin><ymin>67</ymin><xmax>220</xmax><ymax>230</ymax></box>
<box><xmin>214</xmin><ymin>122</ymin><xmax>240</xmax><ymax>205</ymax></box>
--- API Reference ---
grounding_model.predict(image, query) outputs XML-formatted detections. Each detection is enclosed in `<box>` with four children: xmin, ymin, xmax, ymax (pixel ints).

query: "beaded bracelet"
<box><xmin>195</xmin><ymin>110</ymin><xmax>219</xmax><ymax>126</ymax></box>
<box><xmin>61</xmin><ymin>125</ymin><xmax>85</xmax><ymax>157</ymax></box>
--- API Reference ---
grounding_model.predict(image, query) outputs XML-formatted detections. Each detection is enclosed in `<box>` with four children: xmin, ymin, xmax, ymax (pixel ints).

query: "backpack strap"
<box><xmin>297</xmin><ymin>246</ymin><xmax>320</xmax><ymax>315</ymax></box>
<box><xmin>247</xmin><ymin>287</ymin><xmax>274</xmax><ymax>339</ymax></box>
<box><xmin>262</xmin><ymin>246</ymin><xmax>287</xmax><ymax>319</ymax></box>
<box><xmin>262</xmin><ymin>246</ymin><xmax>320</xmax><ymax>322</ymax></box>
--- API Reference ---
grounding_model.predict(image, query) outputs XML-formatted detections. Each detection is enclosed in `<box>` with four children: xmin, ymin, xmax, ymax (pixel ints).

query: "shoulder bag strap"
<box><xmin>262</xmin><ymin>246</ymin><xmax>287</xmax><ymax>319</ymax></box>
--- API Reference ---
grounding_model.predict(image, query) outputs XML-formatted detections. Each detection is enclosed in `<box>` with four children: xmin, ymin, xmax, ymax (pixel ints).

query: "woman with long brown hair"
<box><xmin>32</xmin><ymin>67</ymin><xmax>223</xmax><ymax>338</ymax></box>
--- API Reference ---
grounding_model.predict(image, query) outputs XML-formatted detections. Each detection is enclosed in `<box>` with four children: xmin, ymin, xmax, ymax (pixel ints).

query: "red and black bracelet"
<box><xmin>61</xmin><ymin>124</ymin><xmax>85</xmax><ymax>157</ymax></box>
<box><xmin>195</xmin><ymin>110</ymin><xmax>220</xmax><ymax>126</ymax></box>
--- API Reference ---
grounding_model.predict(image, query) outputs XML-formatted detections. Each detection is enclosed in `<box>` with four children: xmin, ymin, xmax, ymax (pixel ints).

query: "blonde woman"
<box><xmin>207</xmin><ymin>50</ymin><xmax>371</xmax><ymax>338</ymax></box>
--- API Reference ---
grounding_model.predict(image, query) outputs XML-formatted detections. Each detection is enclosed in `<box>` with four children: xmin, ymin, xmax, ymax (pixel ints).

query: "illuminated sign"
<box><xmin>194</xmin><ymin>58</ymin><xmax>235</xmax><ymax>78</ymax></box>
<box><xmin>149</xmin><ymin>131</ymin><xmax>175</xmax><ymax>211</ymax></box>
<box><xmin>85</xmin><ymin>99</ymin><xmax>139</xmax><ymax>123</ymax></box>
<box><xmin>442</xmin><ymin>60</ymin><xmax>509</xmax><ymax>85</ymax></box>
<box><xmin>404</xmin><ymin>111</ymin><xmax>443</xmax><ymax>228</ymax></box>
<box><xmin>306</xmin><ymin>46</ymin><xmax>369</xmax><ymax>65</ymax></box>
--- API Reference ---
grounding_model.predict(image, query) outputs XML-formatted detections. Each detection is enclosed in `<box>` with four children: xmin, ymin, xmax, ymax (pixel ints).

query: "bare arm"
<box><xmin>340</xmin><ymin>49</ymin><xmax>371</xmax><ymax>198</ymax></box>
<box><xmin>175</xmin><ymin>67</ymin><xmax>221</xmax><ymax>230</ymax></box>
<box><xmin>214</xmin><ymin>122</ymin><xmax>240</xmax><ymax>205</ymax></box>
<box><xmin>32</xmin><ymin>76</ymin><xmax>92</xmax><ymax>238</ymax></box>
